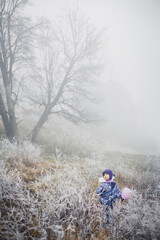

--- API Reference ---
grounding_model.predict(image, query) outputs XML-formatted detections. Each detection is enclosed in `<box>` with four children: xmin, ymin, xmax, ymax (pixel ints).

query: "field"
<box><xmin>0</xmin><ymin>138</ymin><xmax>160</xmax><ymax>240</ymax></box>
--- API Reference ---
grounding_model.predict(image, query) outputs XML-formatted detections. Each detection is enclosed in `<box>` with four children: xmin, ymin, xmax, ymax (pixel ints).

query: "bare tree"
<box><xmin>29</xmin><ymin>10</ymin><xmax>103</xmax><ymax>142</ymax></box>
<box><xmin>0</xmin><ymin>0</ymin><xmax>38</xmax><ymax>138</ymax></box>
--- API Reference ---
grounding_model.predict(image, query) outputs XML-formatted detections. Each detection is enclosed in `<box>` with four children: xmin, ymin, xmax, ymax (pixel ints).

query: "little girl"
<box><xmin>96</xmin><ymin>169</ymin><xmax>122</xmax><ymax>224</ymax></box>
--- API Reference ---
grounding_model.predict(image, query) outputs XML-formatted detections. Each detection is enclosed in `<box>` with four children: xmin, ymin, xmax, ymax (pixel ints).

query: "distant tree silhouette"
<box><xmin>29</xmin><ymin>10</ymin><xmax>103</xmax><ymax>141</ymax></box>
<box><xmin>0</xmin><ymin>0</ymin><xmax>40</xmax><ymax>139</ymax></box>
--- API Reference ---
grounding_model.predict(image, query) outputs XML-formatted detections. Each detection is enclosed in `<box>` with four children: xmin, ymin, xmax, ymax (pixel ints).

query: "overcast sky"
<box><xmin>26</xmin><ymin>0</ymin><xmax>160</xmax><ymax>154</ymax></box>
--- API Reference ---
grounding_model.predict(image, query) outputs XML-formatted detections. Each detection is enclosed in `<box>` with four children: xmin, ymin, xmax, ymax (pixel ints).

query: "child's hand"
<box><xmin>102</xmin><ymin>187</ymin><xmax>108</xmax><ymax>193</ymax></box>
<box><xmin>121</xmin><ymin>197</ymin><xmax>124</xmax><ymax>202</ymax></box>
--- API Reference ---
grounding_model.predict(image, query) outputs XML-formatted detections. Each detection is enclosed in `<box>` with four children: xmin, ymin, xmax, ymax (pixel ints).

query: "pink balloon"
<box><xmin>121</xmin><ymin>187</ymin><xmax>131</xmax><ymax>199</ymax></box>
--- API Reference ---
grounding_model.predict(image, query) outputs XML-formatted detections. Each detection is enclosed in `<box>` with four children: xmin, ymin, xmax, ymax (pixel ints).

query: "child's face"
<box><xmin>104</xmin><ymin>173</ymin><xmax>110</xmax><ymax>181</ymax></box>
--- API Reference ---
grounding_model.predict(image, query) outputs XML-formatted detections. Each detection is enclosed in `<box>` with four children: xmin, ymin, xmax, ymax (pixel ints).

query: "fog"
<box><xmin>26</xmin><ymin>0</ymin><xmax>160</xmax><ymax>155</ymax></box>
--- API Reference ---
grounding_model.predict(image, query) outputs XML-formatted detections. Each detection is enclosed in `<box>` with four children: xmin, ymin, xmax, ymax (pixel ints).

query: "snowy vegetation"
<box><xmin>0</xmin><ymin>138</ymin><xmax>160</xmax><ymax>239</ymax></box>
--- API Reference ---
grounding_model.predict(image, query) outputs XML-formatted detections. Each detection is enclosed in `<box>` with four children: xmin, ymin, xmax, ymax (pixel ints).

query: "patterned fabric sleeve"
<box><xmin>96</xmin><ymin>184</ymin><xmax>104</xmax><ymax>194</ymax></box>
<box><xmin>112</xmin><ymin>183</ymin><xmax>121</xmax><ymax>199</ymax></box>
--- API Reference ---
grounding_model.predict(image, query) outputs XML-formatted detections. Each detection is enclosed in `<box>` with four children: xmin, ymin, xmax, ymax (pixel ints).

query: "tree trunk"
<box><xmin>5</xmin><ymin>84</ymin><xmax>18</xmax><ymax>138</ymax></box>
<box><xmin>0</xmin><ymin>93</ymin><xmax>11</xmax><ymax>137</ymax></box>
<box><xmin>0</xmin><ymin>57</ymin><xmax>18</xmax><ymax>138</ymax></box>
<box><xmin>30</xmin><ymin>106</ymin><xmax>51</xmax><ymax>142</ymax></box>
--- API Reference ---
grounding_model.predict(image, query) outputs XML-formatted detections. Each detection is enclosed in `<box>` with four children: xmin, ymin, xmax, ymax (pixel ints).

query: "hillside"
<box><xmin>0</xmin><ymin>139</ymin><xmax>160</xmax><ymax>239</ymax></box>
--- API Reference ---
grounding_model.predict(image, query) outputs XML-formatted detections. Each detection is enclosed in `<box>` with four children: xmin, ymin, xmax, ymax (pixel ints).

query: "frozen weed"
<box><xmin>109</xmin><ymin>190</ymin><xmax>160</xmax><ymax>240</ymax></box>
<box><xmin>0</xmin><ymin>138</ymin><xmax>41</xmax><ymax>167</ymax></box>
<box><xmin>0</xmin><ymin>168</ymin><xmax>47</xmax><ymax>239</ymax></box>
<box><xmin>0</xmin><ymin>139</ymin><xmax>160</xmax><ymax>239</ymax></box>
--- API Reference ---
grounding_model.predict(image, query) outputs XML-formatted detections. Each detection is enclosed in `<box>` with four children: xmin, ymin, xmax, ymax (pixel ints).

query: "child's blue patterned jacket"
<box><xmin>96</xmin><ymin>181</ymin><xmax>121</xmax><ymax>206</ymax></box>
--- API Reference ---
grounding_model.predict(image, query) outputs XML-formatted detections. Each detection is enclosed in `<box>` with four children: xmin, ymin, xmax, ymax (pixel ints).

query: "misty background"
<box><xmin>24</xmin><ymin>0</ymin><xmax>160</xmax><ymax>155</ymax></box>
<box><xmin>1</xmin><ymin>1</ymin><xmax>160</xmax><ymax>238</ymax></box>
